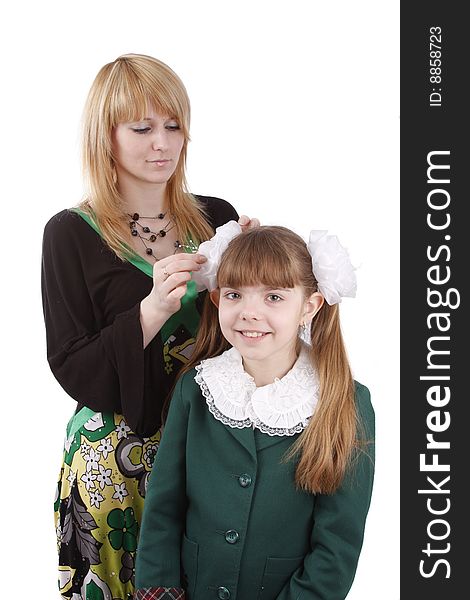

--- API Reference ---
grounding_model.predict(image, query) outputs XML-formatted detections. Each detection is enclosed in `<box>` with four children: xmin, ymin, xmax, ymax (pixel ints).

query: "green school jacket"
<box><xmin>135</xmin><ymin>369</ymin><xmax>375</xmax><ymax>600</ymax></box>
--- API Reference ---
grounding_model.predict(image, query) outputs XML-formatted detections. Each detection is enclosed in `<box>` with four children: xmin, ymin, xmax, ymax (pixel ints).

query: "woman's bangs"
<box><xmin>109</xmin><ymin>73</ymin><xmax>186</xmax><ymax>133</ymax></box>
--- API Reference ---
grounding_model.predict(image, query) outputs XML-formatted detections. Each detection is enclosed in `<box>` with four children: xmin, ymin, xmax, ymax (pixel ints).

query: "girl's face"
<box><xmin>213</xmin><ymin>284</ymin><xmax>323</xmax><ymax>385</ymax></box>
<box><xmin>112</xmin><ymin>108</ymin><xmax>184</xmax><ymax>188</ymax></box>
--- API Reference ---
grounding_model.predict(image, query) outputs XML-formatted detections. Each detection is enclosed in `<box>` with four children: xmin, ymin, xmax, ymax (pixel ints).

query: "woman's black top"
<box><xmin>41</xmin><ymin>195</ymin><xmax>238</xmax><ymax>436</ymax></box>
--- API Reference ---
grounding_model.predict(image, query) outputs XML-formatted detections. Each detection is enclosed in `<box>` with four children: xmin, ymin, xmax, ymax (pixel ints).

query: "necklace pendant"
<box><xmin>132</xmin><ymin>213</ymin><xmax>139</xmax><ymax>221</ymax></box>
<box><xmin>184</xmin><ymin>239</ymin><xmax>197</xmax><ymax>253</ymax></box>
<box><xmin>159</xmin><ymin>230</ymin><xmax>166</xmax><ymax>237</ymax></box>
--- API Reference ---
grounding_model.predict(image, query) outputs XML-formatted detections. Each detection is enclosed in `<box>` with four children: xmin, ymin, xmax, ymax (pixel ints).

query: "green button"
<box><xmin>224</xmin><ymin>529</ymin><xmax>239</xmax><ymax>544</ymax></box>
<box><xmin>238</xmin><ymin>474</ymin><xmax>252</xmax><ymax>488</ymax></box>
<box><xmin>217</xmin><ymin>586</ymin><xmax>231</xmax><ymax>599</ymax></box>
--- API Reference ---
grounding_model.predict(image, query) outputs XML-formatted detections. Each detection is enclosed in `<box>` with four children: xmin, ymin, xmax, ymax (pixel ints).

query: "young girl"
<box><xmin>134</xmin><ymin>223</ymin><xmax>375</xmax><ymax>600</ymax></box>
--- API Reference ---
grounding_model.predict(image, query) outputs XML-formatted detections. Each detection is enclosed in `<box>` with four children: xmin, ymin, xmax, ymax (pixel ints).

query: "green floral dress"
<box><xmin>55</xmin><ymin>410</ymin><xmax>162</xmax><ymax>599</ymax></box>
<box><xmin>53</xmin><ymin>236</ymin><xmax>200</xmax><ymax>599</ymax></box>
<box><xmin>42</xmin><ymin>200</ymin><xmax>238</xmax><ymax>600</ymax></box>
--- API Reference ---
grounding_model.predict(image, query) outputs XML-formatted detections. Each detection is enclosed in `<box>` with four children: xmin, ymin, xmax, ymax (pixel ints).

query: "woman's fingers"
<box><xmin>161</xmin><ymin>270</ymin><xmax>191</xmax><ymax>290</ymax></box>
<box><xmin>142</xmin><ymin>253</ymin><xmax>206</xmax><ymax>328</ymax></box>
<box><xmin>158</xmin><ymin>252</ymin><xmax>207</xmax><ymax>267</ymax></box>
<box><xmin>158</xmin><ymin>259</ymin><xmax>205</xmax><ymax>280</ymax></box>
<box><xmin>153</xmin><ymin>253</ymin><xmax>206</xmax><ymax>281</ymax></box>
<box><xmin>167</xmin><ymin>282</ymin><xmax>188</xmax><ymax>302</ymax></box>
<box><xmin>238</xmin><ymin>215</ymin><xmax>260</xmax><ymax>231</ymax></box>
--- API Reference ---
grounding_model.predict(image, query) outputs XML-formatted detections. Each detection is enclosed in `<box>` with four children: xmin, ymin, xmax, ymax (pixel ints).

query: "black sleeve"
<box><xmin>195</xmin><ymin>195</ymin><xmax>239</xmax><ymax>229</ymax></box>
<box><xmin>41</xmin><ymin>210</ymin><xmax>148</xmax><ymax>428</ymax></box>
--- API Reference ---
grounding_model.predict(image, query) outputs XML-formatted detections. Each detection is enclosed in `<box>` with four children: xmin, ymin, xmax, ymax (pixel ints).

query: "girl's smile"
<box><xmin>213</xmin><ymin>284</ymin><xmax>322</xmax><ymax>386</ymax></box>
<box><xmin>238</xmin><ymin>330</ymin><xmax>271</xmax><ymax>338</ymax></box>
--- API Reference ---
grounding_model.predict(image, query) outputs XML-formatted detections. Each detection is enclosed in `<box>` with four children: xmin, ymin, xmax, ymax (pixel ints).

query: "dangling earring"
<box><xmin>298</xmin><ymin>321</ymin><xmax>312</xmax><ymax>345</ymax></box>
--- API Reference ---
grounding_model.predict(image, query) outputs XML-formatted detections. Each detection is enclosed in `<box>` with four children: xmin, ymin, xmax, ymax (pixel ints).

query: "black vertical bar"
<box><xmin>401</xmin><ymin>3</ymin><xmax>468</xmax><ymax>598</ymax></box>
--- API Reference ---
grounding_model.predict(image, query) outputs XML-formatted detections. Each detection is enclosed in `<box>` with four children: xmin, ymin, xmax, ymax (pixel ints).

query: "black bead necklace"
<box><xmin>128</xmin><ymin>212</ymin><xmax>198</xmax><ymax>260</ymax></box>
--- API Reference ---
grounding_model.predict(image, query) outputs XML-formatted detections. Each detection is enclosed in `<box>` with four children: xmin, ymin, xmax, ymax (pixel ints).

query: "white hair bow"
<box><xmin>307</xmin><ymin>230</ymin><xmax>357</xmax><ymax>305</ymax></box>
<box><xmin>192</xmin><ymin>220</ymin><xmax>242</xmax><ymax>292</ymax></box>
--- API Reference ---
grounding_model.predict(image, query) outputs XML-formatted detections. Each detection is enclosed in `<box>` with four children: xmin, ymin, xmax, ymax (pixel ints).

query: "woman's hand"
<box><xmin>238</xmin><ymin>214</ymin><xmax>260</xmax><ymax>231</ymax></box>
<box><xmin>140</xmin><ymin>253</ymin><xmax>207</xmax><ymax>347</ymax></box>
<box><xmin>151</xmin><ymin>253</ymin><xmax>207</xmax><ymax>315</ymax></box>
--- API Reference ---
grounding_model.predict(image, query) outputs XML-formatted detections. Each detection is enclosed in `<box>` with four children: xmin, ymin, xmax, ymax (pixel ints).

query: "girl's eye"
<box><xmin>224</xmin><ymin>292</ymin><xmax>241</xmax><ymax>300</ymax></box>
<box><xmin>132</xmin><ymin>127</ymin><xmax>151</xmax><ymax>134</ymax></box>
<box><xmin>267</xmin><ymin>294</ymin><xmax>282</xmax><ymax>302</ymax></box>
<box><xmin>166</xmin><ymin>123</ymin><xmax>180</xmax><ymax>131</ymax></box>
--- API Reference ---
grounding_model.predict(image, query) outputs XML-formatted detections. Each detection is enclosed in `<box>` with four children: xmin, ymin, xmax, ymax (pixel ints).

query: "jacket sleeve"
<box><xmin>135</xmin><ymin>373</ymin><xmax>191</xmax><ymax>595</ymax></box>
<box><xmin>276</xmin><ymin>383</ymin><xmax>375</xmax><ymax>600</ymax></box>
<box><xmin>41</xmin><ymin>211</ymin><xmax>155</xmax><ymax>433</ymax></box>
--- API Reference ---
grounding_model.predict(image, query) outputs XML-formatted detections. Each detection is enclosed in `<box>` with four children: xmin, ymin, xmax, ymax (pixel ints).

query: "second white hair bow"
<box><xmin>307</xmin><ymin>230</ymin><xmax>357</xmax><ymax>305</ymax></box>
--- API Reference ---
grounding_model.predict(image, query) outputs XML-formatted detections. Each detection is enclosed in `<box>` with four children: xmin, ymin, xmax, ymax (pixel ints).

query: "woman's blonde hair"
<box><xmin>79</xmin><ymin>53</ymin><xmax>213</xmax><ymax>257</ymax></box>
<box><xmin>181</xmin><ymin>226</ymin><xmax>360</xmax><ymax>494</ymax></box>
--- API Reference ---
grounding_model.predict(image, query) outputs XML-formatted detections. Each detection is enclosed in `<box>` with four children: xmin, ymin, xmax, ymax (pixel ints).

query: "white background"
<box><xmin>0</xmin><ymin>0</ymin><xmax>399</xmax><ymax>597</ymax></box>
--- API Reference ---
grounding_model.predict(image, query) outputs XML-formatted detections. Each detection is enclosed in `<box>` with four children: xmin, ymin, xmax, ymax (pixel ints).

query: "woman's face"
<box><xmin>112</xmin><ymin>107</ymin><xmax>185</xmax><ymax>188</ymax></box>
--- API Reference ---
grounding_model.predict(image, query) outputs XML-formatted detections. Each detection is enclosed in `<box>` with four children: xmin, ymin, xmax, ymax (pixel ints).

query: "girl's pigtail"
<box><xmin>287</xmin><ymin>304</ymin><xmax>357</xmax><ymax>494</ymax></box>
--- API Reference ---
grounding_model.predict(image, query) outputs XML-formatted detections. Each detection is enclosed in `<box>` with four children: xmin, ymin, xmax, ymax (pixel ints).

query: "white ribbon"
<box><xmin>307</xmin><ymin>230</ymin><xmax>357</xmax><ymax>305</ymax></box>
<box><xmin>192</xmin><ymin>220</ymin><xmax>242</xmax><ymax>291</ymax></box>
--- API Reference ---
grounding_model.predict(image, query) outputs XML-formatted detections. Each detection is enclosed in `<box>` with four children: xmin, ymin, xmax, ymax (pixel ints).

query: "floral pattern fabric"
<box><xmin>55</xmin><ymin>410</ymin><xmax>161</xmax><ymax>600</ymax></box>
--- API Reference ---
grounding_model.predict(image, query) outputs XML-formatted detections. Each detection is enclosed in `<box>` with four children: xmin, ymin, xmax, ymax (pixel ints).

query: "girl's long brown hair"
<box><xmin>180</xmin><ymin>225</ymin><xmax>361</xmax><ymax>494</ymax></box>
<box><xmin>79</xmin><ymin>53</ymin><xmax>213</xmax><ymax>258</ymax></box>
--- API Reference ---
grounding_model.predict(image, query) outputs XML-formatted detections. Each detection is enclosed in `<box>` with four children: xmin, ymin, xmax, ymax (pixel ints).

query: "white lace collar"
<box><xmin>194</xmin><ymin>345</ymin><xmax>319</xmax><ymax>437</ymax></box>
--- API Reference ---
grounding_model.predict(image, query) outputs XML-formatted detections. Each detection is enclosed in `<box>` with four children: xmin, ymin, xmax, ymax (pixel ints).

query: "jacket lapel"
<box><xmin>223</xmin><ymin>422</ymin><xmax>257</xmax><ymax>458</ymax></box>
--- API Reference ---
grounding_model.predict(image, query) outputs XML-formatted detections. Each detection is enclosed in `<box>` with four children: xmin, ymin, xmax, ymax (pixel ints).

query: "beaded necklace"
<box><xmin>128</xmin><ymin>212</ymin><xmax>197</xmax><ymax>259</ymax></box>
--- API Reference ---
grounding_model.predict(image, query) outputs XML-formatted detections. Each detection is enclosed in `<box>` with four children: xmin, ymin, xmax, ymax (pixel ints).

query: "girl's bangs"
<box><xmin>217</xmin><ymin>234</ymin><xmax>301</xmax><ymax>290</ymax></box>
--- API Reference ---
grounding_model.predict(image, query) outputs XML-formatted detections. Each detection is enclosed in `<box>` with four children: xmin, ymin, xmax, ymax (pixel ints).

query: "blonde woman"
<box><xmin>135</xmin><ymin>224</ymin><xmax>375</xmax><ymax>600</ymax></box>
<box><xmin>42</xmin><ymin>53</ymin><xmax>258</xmax><ymax>600</ymax></box>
